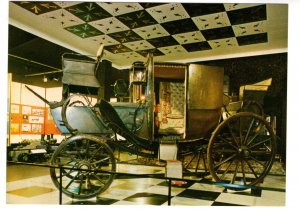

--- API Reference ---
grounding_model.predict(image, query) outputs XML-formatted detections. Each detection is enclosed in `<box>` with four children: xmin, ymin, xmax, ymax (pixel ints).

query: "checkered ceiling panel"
<box><xmin>12</xmin><ymin>2</ymin><xmax>269</xmax><ymax>60</ymax></box>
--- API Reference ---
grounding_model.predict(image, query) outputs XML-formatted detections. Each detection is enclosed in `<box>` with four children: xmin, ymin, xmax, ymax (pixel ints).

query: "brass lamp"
<box><xmin>129</xmin><ymin>62</ymin><xmax>146</xmax><ymax>102</ymax></box>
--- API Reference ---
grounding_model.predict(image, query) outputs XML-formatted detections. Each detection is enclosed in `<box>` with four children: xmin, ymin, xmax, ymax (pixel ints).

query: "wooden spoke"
<box><xmin>65</xmin><ymin>171</ymin><xmax>80</xmax><ymax>189</ymax></box>
<box><xmin>245</xmin><ymin>159</ymin><xmax>259</xmax><ymax>179</ymax></box>
<box><xmin>214</xmin><ymin>154</ymin><xmax>237</xmax><ymax>169</ymax></box>
<box><xmin>217</xmin><ymin>136</ymin><xmax>239</xmax><ymax>150</ymax></box>
<box><xmin>230</xmin><ymin>160</ymin><xmax>239</xmax><ymax>184</ymax></box>
<box><xmin>220</xmin><ymin>159</ymin><xmax>234</xmax><ymax>180</ymax></box>
<box><xmin>240</xmin><ymin>159</ymin><xmax>246</xmax><ymax>185</ymax></box>
<box><xmin>243</xmin><ymin>118</ymin><xmax>256</xmax><ymax>145</ymax></box>
<box><xmin>227</xmin><ymin>124</ymin><xmax>240</xmax><ymax>147</ymax></box>
<box><xmin>248</xmin><ymin>137</ymin><xmax>272</xmax><ymax>150</ymax></box>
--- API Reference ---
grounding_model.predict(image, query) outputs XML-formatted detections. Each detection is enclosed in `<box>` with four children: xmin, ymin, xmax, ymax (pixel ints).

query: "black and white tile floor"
<box><xmin>6</xmin><ymin>163</ymin><xmax>285</xmax><ymax>206</ymax></box>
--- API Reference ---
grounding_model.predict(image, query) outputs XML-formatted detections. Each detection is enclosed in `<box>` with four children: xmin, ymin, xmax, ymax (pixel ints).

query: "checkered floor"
<box><xmin>6</xmin><ymin>162</ymin><xmax>285</xmax><ymax>206</ymax></box>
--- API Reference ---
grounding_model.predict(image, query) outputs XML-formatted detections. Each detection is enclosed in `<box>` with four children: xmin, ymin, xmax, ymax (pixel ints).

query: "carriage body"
<box><xmin>52</xmin><ymin>54</ymin><xmax>226</xmax><ymax>140</ymax></box>
<box><xmin>27</xmin><ymin>52</ymin><xmax>276</xmax><ymax>200</ymax></box>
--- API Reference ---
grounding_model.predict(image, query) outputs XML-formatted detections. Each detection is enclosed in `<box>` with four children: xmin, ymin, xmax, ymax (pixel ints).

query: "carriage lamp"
<box><xmin>140</xmin><ymin>95</ymin><xmax>146</xmax><ymax>104</ymax></box>
<box><xmin>130</xmin><ymin>61</ymin><xmax>146</xmax><ymax>102</ymax></box>
<box><xmin>130</xmin><ymin>61</ymin><xmax>146</xmax><ymax>83</ymax></box>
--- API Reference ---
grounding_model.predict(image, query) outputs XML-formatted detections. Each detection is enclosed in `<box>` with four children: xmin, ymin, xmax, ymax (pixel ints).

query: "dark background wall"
<box><xmin>199</xmin><ymin>53</ymin><xmax>287</xmax><ymax>96</ymax></box>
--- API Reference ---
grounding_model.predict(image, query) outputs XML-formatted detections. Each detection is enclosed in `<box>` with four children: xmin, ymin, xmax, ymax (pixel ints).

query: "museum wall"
<box><xmin>8</xmin><ymin>82</ymin><xmax>65</xmax><ymax>144</ymax></box>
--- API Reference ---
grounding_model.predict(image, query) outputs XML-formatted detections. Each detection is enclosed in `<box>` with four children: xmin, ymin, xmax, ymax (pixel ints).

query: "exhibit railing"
<box><xmin>6</xmin><ymin>161</ymin><xmax>284</xmax><ymax>205</ymax></box>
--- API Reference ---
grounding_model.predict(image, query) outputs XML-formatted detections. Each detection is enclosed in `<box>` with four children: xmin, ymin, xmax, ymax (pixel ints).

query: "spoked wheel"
<box><xmin>207</xmin><ymin>112</ymin><xmax>276</xmax><ymax>189</ymax></box>
<box><xmin>50</xmin><ymin>134</ymin><xmax>116</xmax><ymax>199</ymax></box>
<box><xmin>178</xmin><ymin>143</ymin><xmax>208</xmax><ymax>174</ymax></box>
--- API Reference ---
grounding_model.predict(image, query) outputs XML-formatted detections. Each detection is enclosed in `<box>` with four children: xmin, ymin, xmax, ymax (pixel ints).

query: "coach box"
<box><xmin>159</xmin><ymin>141</ymin><xmax>182</xmax><ymax>179</ymax></box>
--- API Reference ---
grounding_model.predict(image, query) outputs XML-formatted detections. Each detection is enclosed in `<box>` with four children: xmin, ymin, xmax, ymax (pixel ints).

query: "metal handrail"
<box><xmin>7</xmin><ymin>161</ymin><xmax>284</xmax><ymax>205</ymax></box>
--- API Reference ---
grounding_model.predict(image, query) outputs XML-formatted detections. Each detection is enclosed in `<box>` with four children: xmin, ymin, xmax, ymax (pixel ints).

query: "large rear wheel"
<box><xmin>207</xmin><ymin>112</ymin><xmax>276</xmax><ymax>188</ymax></box>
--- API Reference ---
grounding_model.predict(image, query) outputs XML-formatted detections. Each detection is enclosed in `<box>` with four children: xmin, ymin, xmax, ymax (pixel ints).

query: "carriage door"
<box><xmin>186</xmin><ymin>64</ymin><xmax>224</xmax><ymax>139</ymax></box>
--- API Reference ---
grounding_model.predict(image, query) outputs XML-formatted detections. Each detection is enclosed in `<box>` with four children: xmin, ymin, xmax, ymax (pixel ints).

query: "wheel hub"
<box><xmin>238</xmin><ymin>146</ymin><xmax>251</xmax><ymax>158</ymax></box>
<box><xmin>77</xmin><ymin>161</ymin><xmax>91</xmax><ymax>175</ymax></box>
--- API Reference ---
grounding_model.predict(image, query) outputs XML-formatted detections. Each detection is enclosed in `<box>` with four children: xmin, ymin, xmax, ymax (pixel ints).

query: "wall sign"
<box><xmin>10</xmin><ymin>103</ymin><xmax>61</xmax><ymax>135</ymax></box>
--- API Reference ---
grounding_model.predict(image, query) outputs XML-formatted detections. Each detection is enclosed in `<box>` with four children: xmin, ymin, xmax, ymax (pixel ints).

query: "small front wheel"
<box><xmin>50</xmin><ymin>134</ymin><xmax>116</xmax><ymax>199</ymax></box>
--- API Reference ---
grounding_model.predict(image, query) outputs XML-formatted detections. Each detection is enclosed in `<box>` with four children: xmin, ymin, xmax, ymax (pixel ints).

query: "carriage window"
<box><xmin>153</xmin><ymin>63</ymin><xmax>186</xmax><ymax>138</ymax></box>
<box><xmin>157</xmin><ymin>81</ymin><xmax>185</xmax><ymax>136</ymax></box>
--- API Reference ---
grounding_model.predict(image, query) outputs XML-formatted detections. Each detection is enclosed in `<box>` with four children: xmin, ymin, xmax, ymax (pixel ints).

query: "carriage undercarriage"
<box><xmin>26</xmin><ymin>47</ymin><xmax>276</xmax><ymax>200</ymax></box>
<box><xmin>47</xmin><ymin>111</ymin><xmax>276</xmax><ymax>199</ymax></box>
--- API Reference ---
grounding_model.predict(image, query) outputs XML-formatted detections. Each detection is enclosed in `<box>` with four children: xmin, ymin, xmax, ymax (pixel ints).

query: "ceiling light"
<box><xmin>43</xmin><ymin>76</ymin><xmax>48</xmax><ymax>82</ymax></box>
<box><xmin>53</xmin><ymin>77</ymin><xmax>59</xmax><ymax>81</ymax></box>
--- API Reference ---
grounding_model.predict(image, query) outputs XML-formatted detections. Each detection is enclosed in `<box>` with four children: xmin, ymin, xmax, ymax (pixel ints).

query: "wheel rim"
<box><xmin>50</xmin><ymin>135</ymin><xmax>116</xmax><ymax>199</ymax></box>
<box><xmin>207</xmin><ymin>112</ymin><xmax>276</xmax><ymax>188</ymax></box>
